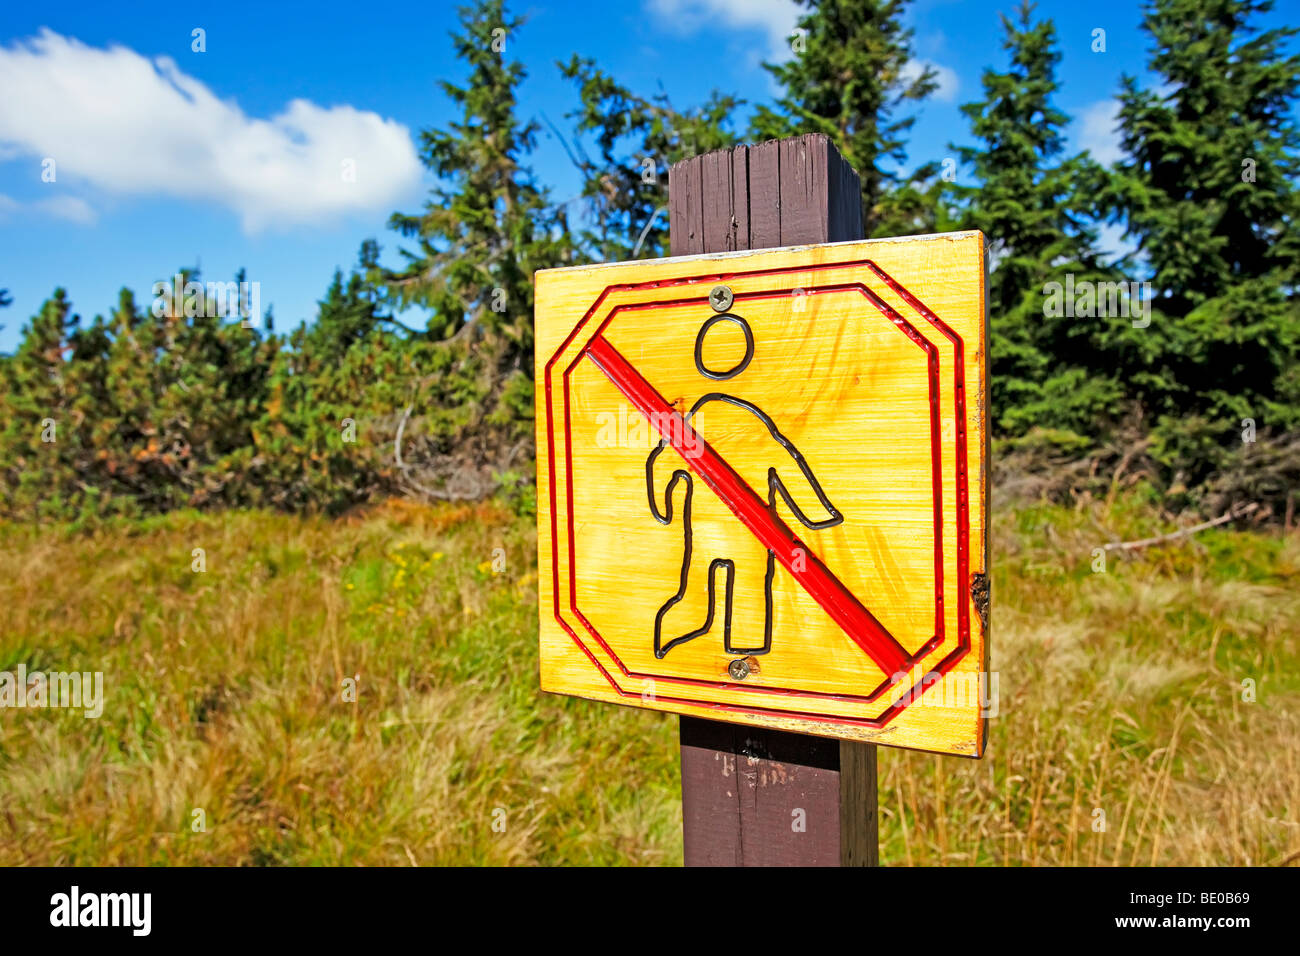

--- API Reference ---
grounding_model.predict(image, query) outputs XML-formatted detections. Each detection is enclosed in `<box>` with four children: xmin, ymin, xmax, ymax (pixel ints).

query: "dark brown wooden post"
<box><xmin>668</xmin><ymin>133</ymin><xmax>879</xmax><ymax>867</ymax></box>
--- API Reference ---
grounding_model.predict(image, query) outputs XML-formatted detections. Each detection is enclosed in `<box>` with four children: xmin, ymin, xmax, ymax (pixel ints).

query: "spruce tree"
<box><xmin>375</xmin><ymin>0</ymin><xmax>574</xmax><ymax>501</ymax></box>
<box><xmin>383</xmin><ymin>0</ymin><xmax>569</xmax><ymax>360</ymax></box>
<box><xmin>559</xmin><ymin>57</ymin><xmax>740</xmax><ymax>261</ymax></box>
<box><xmin>253</xmin><ymin>266</ymin><xmax>386</xmax><ymax>511</ymax></box>
<box><xmin>95</xmin><ymin>288</ymin><xmax>158</xmax><ymax>507</ymax></box>
<box><xmin>1106</xmin><ymin>0</ymin><xmax>1300</xmax><ymax>474</ymax></box>
<box><xmin>955</xmin><ymin>1</ymin><xmax>1116</xmax><ymax>439</ymax></box>
<box><xmin>139</xmin><ymin>268</ymin><xmax>275</xmax><ymax>510</ymax></box>
<box><xmin>750</xmin><ymin>0</ymin><xmax>937</xmax><ymax>233</ymax></box>
<box><xmin>0</xmin><ymin>290</ymin><xmax>86</xmax><ymax>517</ymax></box>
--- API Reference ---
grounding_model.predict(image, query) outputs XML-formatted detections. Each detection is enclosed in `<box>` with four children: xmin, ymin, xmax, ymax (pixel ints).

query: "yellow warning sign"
<box><xmin>534</xmin><ymin>232</ymin><xmax>989</xmax><ymax>756</ymax></box>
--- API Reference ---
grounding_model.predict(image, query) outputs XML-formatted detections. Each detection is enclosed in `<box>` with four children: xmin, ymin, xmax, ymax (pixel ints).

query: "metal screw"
<box><xmin>728</xmin><ymin>658</ymin><xmax>750</xmax><ymax>681</ymax></box>
<box><xmin>709</xmin><ymin>285</ymin><xmax>734</xmax><ymax>313</ymax></box>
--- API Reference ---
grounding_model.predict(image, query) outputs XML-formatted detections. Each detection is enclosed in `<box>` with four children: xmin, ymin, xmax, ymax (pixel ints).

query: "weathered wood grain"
<box><xmin>680</xmin><ymin>716</ymin><xmax>841</xmax><ymax>866</ymax></box>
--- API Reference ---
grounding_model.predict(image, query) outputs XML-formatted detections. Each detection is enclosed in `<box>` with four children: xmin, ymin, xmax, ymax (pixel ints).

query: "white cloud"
<box><xmin>33</xmin><ymin>195</ymin><xmax>97</xmax><ymax>225</ymax></box>
<box><xmin>0</xmin><ymin>30</ymin><xmax>423</xmax><ymax>232</ymax></box>
<box><xmin>1077</xmin><ymin>99</ymin><xmax>1124</xmax><ymax>166</ymax></box>
<box><xmin>647</xmin><ymin>0</ymin><xmax>958</xmax><ymax>100</ymax></box>
<box><xmin>0</xmin><ymin>192</ymin><xmax>97</xmax><ymax>225</ymax></box>
<box><xmin>647</xmin><ymin>0</ymin><xmax>802</xmax><ymax>60</ymax></box>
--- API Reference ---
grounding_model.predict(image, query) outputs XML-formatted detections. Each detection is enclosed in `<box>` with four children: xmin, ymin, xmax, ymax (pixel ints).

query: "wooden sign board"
<box><xmin>534</xmin><ymin>231</ymin><xmax>989</xmax><ymax>757</ymax></box>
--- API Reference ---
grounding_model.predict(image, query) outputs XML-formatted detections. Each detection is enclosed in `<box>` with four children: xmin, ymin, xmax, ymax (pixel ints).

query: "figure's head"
<box><xmin>694</xmin><ymin>313</ymin><xmax>754</xmax><ymax>381</ymax></box>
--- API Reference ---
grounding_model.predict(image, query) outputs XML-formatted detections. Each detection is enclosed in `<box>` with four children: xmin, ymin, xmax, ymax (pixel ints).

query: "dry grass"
<box><xmin>881</xmin><ymin>496</ymin><xmax>1300</xmax><ymax>866</ymax></box>
<box><xmin>0</xmin><ymin>495</ymin><xmax>1296</xmax><ymax>865</ymax></box>
<box><xmin>0</xmin><ymin>500</ymin><xmax>678</xmax><ymax>865</ymax></box>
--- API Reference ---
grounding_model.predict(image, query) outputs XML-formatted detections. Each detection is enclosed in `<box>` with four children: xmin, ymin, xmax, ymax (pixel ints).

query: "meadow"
<box><xmin>0</xmin><ymin>494</ymin><xmax>1296</xmax><ymax>866</ymax></box>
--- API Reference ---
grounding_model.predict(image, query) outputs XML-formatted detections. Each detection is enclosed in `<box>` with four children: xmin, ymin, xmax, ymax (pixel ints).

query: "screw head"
<box><xmin>728</xmin><ymin>658</ymin><xmax>750</xmax><ymax>681</ymax></box>
<box><xmin>709</xmin><ymin>285</ymin><xmax>734</xmax><ymax>313</ymax></box>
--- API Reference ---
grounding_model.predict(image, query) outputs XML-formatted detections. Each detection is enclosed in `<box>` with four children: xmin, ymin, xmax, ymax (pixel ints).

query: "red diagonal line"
<box><xmin>586</xmin><ymin>334</ymin><xmax>910</xmax><ymax>676</ymax></box>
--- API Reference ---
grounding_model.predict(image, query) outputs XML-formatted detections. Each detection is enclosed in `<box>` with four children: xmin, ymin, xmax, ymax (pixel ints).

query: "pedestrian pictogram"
<box><xmin>535</xmin><ymin>232</ymin><xmax>990</xmax><ymax>756</ymax></box>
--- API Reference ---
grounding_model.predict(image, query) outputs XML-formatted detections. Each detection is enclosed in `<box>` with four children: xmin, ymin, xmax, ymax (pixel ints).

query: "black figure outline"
<box><xmin>694</xmin><ymin>312</ymin><xmax>754</xmax><ymax>380</ymax></box>
<box><xmin>647</xmin><ymin>318</ymin><xmax>843</xmax><ymax>660</ymax></box>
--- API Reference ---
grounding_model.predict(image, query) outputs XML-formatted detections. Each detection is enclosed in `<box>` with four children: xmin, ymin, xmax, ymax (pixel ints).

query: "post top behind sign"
<box><xmin>667</xmin><ymin>134</ymin><xmax>865</xmax><ymax>255</ymax></box>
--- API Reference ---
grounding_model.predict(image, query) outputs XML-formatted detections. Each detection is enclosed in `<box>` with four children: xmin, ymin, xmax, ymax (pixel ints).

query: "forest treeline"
<box><xmin>1</xmin><ymin>0</ymin><xmax>1297</xmax><ymax>524</ymax></box>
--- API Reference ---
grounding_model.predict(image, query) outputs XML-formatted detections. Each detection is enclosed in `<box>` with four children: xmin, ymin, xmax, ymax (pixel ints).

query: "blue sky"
<box><xmin>0</xmin><ymin>0</ymin><xmax>1295</xmax><ymax>351</ymax></box>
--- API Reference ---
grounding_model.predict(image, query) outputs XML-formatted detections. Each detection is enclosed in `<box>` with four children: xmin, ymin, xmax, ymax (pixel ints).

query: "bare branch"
<box><xmin>1103</xmin><ymin>502</ymin><xmax>1259</xmax><ymax>552</ymax></box>
<box><xmin>632</xmin><ymin>205</ymin><xmax>667</xmax><ymax>257</ymax></box>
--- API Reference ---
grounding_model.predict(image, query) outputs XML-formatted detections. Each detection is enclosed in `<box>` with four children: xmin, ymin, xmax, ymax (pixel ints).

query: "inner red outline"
<box><xmin>564</xmin><ymin>286</ymin><xmax>936</xmax><ymax>706</ymax></box>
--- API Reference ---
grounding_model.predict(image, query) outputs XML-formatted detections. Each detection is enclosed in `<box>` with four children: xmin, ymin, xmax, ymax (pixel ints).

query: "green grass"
<box><xmin>0</xmin><ymin>496</ymin><xmax>1296</xmax><ymax>865</ymax></box>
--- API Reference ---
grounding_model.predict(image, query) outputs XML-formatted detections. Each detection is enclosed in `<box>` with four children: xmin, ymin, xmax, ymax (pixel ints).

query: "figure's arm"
<box><xmin>768</xmin><ymin>443</ymin><xmax>842</xmax><ymax>530</ymax></box>
<box><xmin>693</xmin><ymin>392</ymin><xmax>842</xmax><ymax>530</ymax></box>
<box><xmin>646</xmin><ymin>442</ymin><xmax>688</xmax><ymax>524</ymax></box>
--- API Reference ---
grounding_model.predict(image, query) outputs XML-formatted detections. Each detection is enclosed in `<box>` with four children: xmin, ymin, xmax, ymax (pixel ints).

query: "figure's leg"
<box><xmin>655</xmin><ymin>528</ymin><xmax>727</xmax><ymax>659</ymax></box>
<box><xmin>723</xmin><ymin>549</ymin><xmax>776</xmax><ymax>656</ymax></box>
